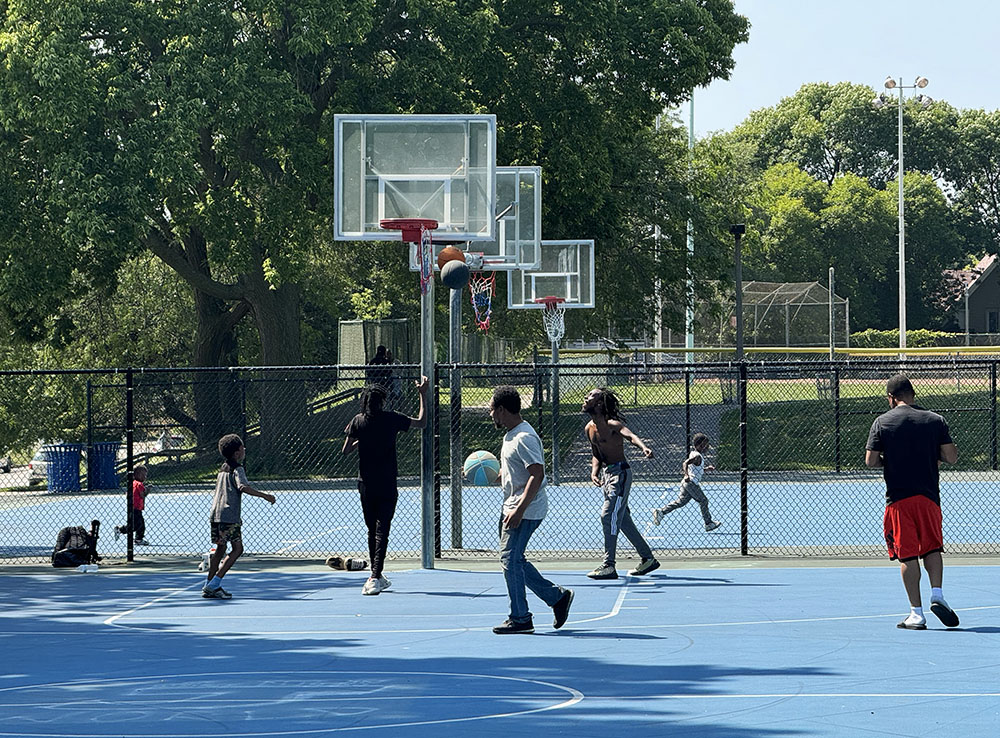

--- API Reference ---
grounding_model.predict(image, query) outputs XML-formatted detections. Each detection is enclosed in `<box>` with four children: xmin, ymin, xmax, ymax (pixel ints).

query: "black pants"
<box><xmin>359</xmin><ymin>481</ymin><xmax>398</xmax><ymax>578</ymax></box>
<box><xmin>118</xmin><ymin>510</ymin><xmax>145</xmax><ymax>539</ymax></box>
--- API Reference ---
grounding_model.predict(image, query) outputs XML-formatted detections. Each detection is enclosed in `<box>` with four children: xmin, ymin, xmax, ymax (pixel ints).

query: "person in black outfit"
<box><xmin>865</xmin><ymin>374</ymin><xmax>960</xmax><ymax>630</ymax></box>
<box><xmin>343</xmin><ymin>377</ymin><xmax>427</xmax><ymax>595</ymax></box>
<box><xmin>366</xmin><ymin>345</ymin><xmax>393</xmax><ymax>388</ymax></box>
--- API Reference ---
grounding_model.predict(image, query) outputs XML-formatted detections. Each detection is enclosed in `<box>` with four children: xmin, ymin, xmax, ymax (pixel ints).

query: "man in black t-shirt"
<box><xmin>343</xmin><ymin>376</ymin><xmax>427</xmax><ymax>595</ymax></box>
<box><xmin>866</xmin><ymin>374</ymin><xmax>960</xmax><ymax>630</ymax></box>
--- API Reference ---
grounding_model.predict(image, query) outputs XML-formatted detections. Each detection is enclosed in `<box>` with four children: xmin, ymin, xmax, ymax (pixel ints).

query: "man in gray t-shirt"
<box><xmin>489</xmin><ymin>386</ymin><xmax>573</xmax><ymax>635</ymax></box>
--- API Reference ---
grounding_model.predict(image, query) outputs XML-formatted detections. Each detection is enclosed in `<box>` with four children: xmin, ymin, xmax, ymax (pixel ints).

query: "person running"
<box><xmin>489</xmin><ymin>385</ymin><xmax>573</xmax><ymax>634</ymax></box>
<box><xmin>583</xmin><ymin>387</ymin><xmax>659</xmax><ymax>580</ymax></box>
<box><xmin>866</xmin><ymin>374</ymin><xmax>961</xmax><ymax>630</ymax></box>
<box><xmin>203</xmin><ymin>435</ymin><xmax>276</xmax><ymax>599</ymax></box>
<box><xmin>653</xmin><ymin>433</ymin><xmax>722</xmax><ymax>532</ymax></box>
<box><xmin>343</xmin><ymin>377</ymin><xmax>428</xmax><ymax>596</ymax></box>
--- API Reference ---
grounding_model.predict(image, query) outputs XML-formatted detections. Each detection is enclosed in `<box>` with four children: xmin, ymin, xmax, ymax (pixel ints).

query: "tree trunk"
<box><xmin>190</xmin><ymin>290</ymin><xmax>249</xmax><ymax>446</ymax></box>
<box><xmin>244</xmin><ymin>278</ymin><xmax>307</xmax><ymax>468</ymax></box>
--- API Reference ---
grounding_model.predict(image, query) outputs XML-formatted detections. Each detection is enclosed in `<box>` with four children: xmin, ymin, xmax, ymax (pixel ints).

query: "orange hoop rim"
<box><xmin>380</xmin><ymin>218</ymin><xmax>438</xmax><ymax>243</ymax></box>
<box><xmin>533</xmin><ymin>296</ymin><xmax>566</xmax><ymax>310</ymax></box>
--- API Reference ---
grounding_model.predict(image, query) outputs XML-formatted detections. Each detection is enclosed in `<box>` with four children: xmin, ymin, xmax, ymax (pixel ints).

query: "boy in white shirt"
<box><xmin>653</xmin><ymin>433</ymin><xmax>721</xmax><ymax>532</ymax></box>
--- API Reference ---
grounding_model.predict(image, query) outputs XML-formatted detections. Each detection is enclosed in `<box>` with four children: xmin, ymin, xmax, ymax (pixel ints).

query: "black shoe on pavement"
<box><xmin>492</xmin><ymin>618</ymin><xmax>534</xmax><ymax>634</ymax></box>
<box><xmin>552</xmin><ymin>589</ymin><xmax>574</xmax><ymax>629</ymax></box>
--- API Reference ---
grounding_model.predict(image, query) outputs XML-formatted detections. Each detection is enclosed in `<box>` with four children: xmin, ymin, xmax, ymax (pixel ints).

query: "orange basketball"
<box><xmin>437</xmin><ymin>246</ymin><xmax>465</xmax><ymax>272</ymax></box>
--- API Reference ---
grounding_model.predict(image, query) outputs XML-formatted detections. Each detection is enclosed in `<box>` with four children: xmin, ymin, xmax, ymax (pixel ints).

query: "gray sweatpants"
<box><xmin>660</xmin><ymin>479</ymin><xmax>713</xmax><ymax>524</ymax></box>
<box><xmin>600</xmin><ymin>462</ymin><xmax>654</xmax><ymax>567</ymax></box>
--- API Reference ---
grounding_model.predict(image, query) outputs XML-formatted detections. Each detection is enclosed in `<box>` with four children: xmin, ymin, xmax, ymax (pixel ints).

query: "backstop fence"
<box><xmin>1</xmin><ymin>359</ymin><xmax>997</xmax><ymax>565</ymax></box>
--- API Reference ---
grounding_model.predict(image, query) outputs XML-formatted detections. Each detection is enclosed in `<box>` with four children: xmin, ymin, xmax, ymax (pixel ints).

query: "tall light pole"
<box><xmin>873</xmin><ymin>75</ymin><xmax>931</xmax><ymax>352</ymax></box>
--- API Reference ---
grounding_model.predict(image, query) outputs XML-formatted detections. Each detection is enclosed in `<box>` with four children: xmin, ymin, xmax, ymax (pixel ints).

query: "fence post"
<box><xmin>834</xmin><ymin>366</ymin><xmax>841</xmax><ymax>473</ymax></box>
<box><xmin>551</xmin><ymin>340</ymin><xmax>560</xmax><ymax>486</ymax></box>
<box><xmin>449</xmin><ymin>364</ymin><xmax>463</xmax><ymax>549</ymax></box>
<box><xmin>684</xmin><ymin>368</ymin><xmax>691</xmax><ymax>450</ymax></box>
<box><xmin>992</xmin><ymin>362</ymin><xmax>997</xmax><ymax>471</ymax></box>
<box><xmin>739</xmin><ymin>362</ymin><xmax>749</xmax><ymax>556</ymax></box>
<box><xmin>433</xmin><ymin>366</ymin><xmax>442</xmax><ymax>558</ymax></box>
<box><xmin>125</xmin><ymin>368</ymin><xmax>134</xmax><ymax>564</ymax></box>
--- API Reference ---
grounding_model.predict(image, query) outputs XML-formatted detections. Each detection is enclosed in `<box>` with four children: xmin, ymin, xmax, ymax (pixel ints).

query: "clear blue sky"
<box><xmin>691</xmin><ymin>0</ymin><xmax>1000</xmax><ymax>136</ymax></box>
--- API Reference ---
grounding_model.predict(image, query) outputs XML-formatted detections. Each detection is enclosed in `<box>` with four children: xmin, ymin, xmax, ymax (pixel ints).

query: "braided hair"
<box><xmin>593</xmin><ymin>387</ymin><xmax>624</xmax><ymax>422</ymax></box>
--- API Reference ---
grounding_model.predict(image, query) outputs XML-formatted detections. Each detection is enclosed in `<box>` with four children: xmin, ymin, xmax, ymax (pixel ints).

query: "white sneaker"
<box><xmin>135</xmin><ymin>538</ymin><xmax>150</xmax><ymax>546</ymax></box>
<box><xmin>362</xmin><ymin>578</ymin><xmax>381</xmax><ymax>596</ymax></box>
<box><xmin>652</xmin><ymin>508</ymin><xmax>664</xmax><ymax>526</ymax></box>
<box><xmin>705</xmin><ymin>521</ymin><xmax>722</xmax><ymax>532</ymax></box>
<box><xmin>897</xmin><ymin>612</ymin><xmax>927</xmax><ymax>630</ymax></box>
<box><xmin>377</xmin><ymin>576</ymin><xmax>392</xmax><ymax>592</ymax></box>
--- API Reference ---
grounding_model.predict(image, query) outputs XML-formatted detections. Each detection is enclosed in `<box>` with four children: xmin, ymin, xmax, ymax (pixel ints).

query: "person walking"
<box><xmin>865</xmin><ymin>374</ymin><xmax>960</xmax><ymax>630</ymax></box>
<box><xmin>489</xmin><ymin>385</ymin><xmax>573</xmax><ymax>634</ymax></box>
<box><xmin>583</xmin><ymin>387</ymin><xmax>659</xmax><ymax>580</ymax></box>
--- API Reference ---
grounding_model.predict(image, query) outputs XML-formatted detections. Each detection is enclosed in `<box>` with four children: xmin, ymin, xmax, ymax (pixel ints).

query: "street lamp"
<box><xmin>872</xmin><ymin>76</ymin><xmax>932</xmax><ymax>352</ymax></box>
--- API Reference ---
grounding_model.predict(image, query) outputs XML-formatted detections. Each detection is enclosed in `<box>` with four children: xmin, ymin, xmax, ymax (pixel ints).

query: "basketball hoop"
<box><xmin>380</xmin><ymin>218</ymin><xmax>438</xmax><ymax>294</ymax></box>
<box><xmin>469</xmin><ymin>271</ymin><xmax>496</xmax><ymax>332</ymax></box>
<box><xmin>535</xmin><ymin>296</ymin><xmax>566</xmax><ymax>343</ymax></box>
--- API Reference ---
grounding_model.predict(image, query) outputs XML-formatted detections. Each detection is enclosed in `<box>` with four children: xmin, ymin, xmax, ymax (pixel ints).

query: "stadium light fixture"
<box><xmin>873</xmin><ymin>75</ymin><xmax>929</xmax><ymax>353</ymax></box>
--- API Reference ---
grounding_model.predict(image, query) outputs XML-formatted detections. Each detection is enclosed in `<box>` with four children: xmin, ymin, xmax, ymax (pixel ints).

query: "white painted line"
<box><xmin>103</xmin><ymin>581</ymin><xmax>203</xmax><ymax>627</ymax></box>
<box><xmin>568</xmin><ymin>578</ymin><xmax>632</xmax><ymax>625</ymax></box>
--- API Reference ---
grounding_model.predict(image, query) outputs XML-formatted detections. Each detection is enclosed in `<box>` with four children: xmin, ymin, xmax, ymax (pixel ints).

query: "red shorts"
<box><xmin>883</xmin><ymin>494</ymin><xmax>943</xmax><ymax>561</ymax></box>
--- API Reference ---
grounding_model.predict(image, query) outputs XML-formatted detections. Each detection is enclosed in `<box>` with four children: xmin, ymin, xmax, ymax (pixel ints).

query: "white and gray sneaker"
<box><xmin>377</xmin><ymin>576</ymin><xmax>392</xmax><ymax>592</ymax></box>
<box><xmin>362</xmin><ymin>577</ymin><xmax>381</xmax><ymax>596</ymax></box>
<box><xmin>652</xmin><ymin>508</ymin><xmax>664</xmax><ymax>526</ymax></box>
<box><xmin>897</xmin><ymin>612</ymin><xmax>927</xmax><ymax>630</ymax></box>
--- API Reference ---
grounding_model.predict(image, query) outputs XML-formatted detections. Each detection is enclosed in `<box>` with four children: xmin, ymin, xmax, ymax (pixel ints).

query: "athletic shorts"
<box><xmin>210</xmin><ymin>522</ymin><xmax>242</xmax><ymax>545</ymax></box>
<box><xmin>883</xmin><ymin>495</ymin><xmax>943</xmax><ymax>562</ymax></box>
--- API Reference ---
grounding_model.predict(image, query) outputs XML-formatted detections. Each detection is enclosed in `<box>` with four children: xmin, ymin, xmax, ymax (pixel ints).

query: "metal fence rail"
<box><xmin>2</xmin><ymin>359</ymin><xmax>998</xmax><ymax>565</ymax></box>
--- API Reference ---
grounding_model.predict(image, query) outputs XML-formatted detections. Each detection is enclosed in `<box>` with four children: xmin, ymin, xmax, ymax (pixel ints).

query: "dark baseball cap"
<box><xmin>886</xmin><ymin>374</ymin><xmax>915</xmax><ymax>398</ymax></box>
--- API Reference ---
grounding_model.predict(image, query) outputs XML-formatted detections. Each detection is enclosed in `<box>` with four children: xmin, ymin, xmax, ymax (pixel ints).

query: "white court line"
<box><xmin>580</xmin><ymin>692</ymin><xmax>1000</xmax><ymax>699</ymax></box>
<box><xmin>103</xmin><ymin>581</ymin><xmax>203</xmax><ymax>627</ymax></box>
<box><xmin>276</xmin><ymin>527</ymin><xmax>345</xmax><ymax>555</ymax></box>
<box><xmin>0</xmin><ymin>670</ymin><xmax>584</xmax><ymax>737</ymax></box>
<box><xmin>568</xmin><ymin>577</ymin><xmax>633</xmax><ymax>625</ymax></box>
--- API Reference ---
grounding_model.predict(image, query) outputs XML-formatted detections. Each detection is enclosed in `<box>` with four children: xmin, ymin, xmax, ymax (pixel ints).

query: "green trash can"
<box><xmin>87</xmin><ymin>441</ymin><xmax>121</xmax><ymax>490</ymax></box>
<box><xmin>43</xmin><ymin>443</ymin><xmax>84</xmax><ymax>493</ymax></box>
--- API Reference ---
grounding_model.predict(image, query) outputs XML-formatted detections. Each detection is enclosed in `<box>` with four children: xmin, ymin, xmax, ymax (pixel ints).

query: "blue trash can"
<box><xmin>87</xmin><ymin>441</ymin><xmax>121</xmax><ymax>490</ymax></box>
<box><xmin>43</xmin><ymin>443</ymin><xmax>84</xmax><ymax>493</ymax></box>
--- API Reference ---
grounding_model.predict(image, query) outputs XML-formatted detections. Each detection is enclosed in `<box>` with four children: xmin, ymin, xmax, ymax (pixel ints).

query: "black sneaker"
<box><xmin>202</xmin><ymin>586</ymin><xmax>232</xmax><ymax>600</ymax></box>
<box><xmin>552</xmin><ymin>589</ymin><xmax>574</xmax><ymax>629</ymax></box>
<box><xmin>629</xmin><ymin>558</ymin><xmax>660</xmax><ymax>576</ymax></box>
<box><xmin>492</xmin><ymin>618</ymin><xmax>534</xmax><ymax>634</ymax></box>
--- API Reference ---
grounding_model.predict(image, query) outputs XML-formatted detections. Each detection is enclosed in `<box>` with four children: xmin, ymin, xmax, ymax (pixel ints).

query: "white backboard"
<box><xmin>334</xmin><ymin>114</ymin><xmax>496</xmax><ymax>242</ymax></box>
<box><xmin>408</xmin><ymin>166</ymin><xmax>542</xmax><ymax>271</ymax></box>
<box><xmin>507</xmin><ymin>239</ymin><xmax>595</xmax><ymax>309</ymax></box>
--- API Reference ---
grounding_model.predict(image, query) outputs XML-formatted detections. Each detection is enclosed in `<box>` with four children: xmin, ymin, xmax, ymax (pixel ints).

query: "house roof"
<box><xmin>943</xmin><ymin>254</ymin><xmax>997</xmax><ymax>302</ymax></box>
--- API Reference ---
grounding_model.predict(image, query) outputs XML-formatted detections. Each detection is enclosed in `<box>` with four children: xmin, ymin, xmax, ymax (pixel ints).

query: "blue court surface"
<box><xmin>2</xmin><ymin>563</ymin><xmax>999</xmax><ymax>737</ymax></box>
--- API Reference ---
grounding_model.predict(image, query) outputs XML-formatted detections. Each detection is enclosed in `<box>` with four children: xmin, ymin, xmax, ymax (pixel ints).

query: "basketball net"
<box><xmin>537</xmin><ymin>297</ymin><xmax>566</xmax><ymax>343</ymax></box>
<box><xmin>469</xmin><ymin>271</ymin><xmax>496</xmax><ymax>332</ymax></box>
<box><xmin>417</xmin><ymin>225</ymin><xmax>434</xmax><ymax>295</ymax></box>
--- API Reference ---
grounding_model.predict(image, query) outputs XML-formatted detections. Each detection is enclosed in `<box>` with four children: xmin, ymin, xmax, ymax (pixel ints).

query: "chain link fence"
<box><xmin>2</xmin><ymin>360</ymin><xmax>998</xmax><ymax>565</ymax></box>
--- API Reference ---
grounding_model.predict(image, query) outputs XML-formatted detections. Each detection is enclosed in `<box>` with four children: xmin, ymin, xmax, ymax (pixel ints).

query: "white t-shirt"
<box><xmin>685</xmin><ymin>450</ymin><xmax>705</xmax><ymax>485</ymax></box>
<box><xmin>500</xmin><ymin>421</ymin><xmax>548</xmax><ymax>520</ymax></box>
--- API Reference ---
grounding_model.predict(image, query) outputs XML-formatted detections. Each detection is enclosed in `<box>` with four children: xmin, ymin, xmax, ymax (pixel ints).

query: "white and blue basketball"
<box><xmin>463</xmin><ymin>450</ymin><xmax>500</xmax><ymax>485</ymax></box>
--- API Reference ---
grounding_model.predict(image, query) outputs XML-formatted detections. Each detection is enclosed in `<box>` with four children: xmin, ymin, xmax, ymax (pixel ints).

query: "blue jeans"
<box><xmin>500</xmin><ymin>517</ymin><xmax>564</xmax><ymax>623</ymax></box>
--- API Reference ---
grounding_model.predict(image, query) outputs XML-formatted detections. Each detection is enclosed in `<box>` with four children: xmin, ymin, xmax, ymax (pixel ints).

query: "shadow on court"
<box><xmin>3</xmin><ymin>566</ymin><xmax>999</xmax><ymax>737</ymax></box>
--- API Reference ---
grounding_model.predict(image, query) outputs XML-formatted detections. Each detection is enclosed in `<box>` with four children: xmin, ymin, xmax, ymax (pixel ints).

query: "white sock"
<box><xmin>931</xmin><ymin>587</ymin><xmax>943</xmax><ymax>602</ymax></box>
<box><xmin>910</xmin><ymin>606</ymin><xmax>924</xmax><ymax>618</ymax></box>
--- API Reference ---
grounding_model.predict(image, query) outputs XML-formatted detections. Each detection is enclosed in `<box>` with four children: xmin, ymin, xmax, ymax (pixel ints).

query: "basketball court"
<box><xmin>2</xmin><ymin>563</ymin><xmax>999</xmax><ymax>737</ymax></box>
